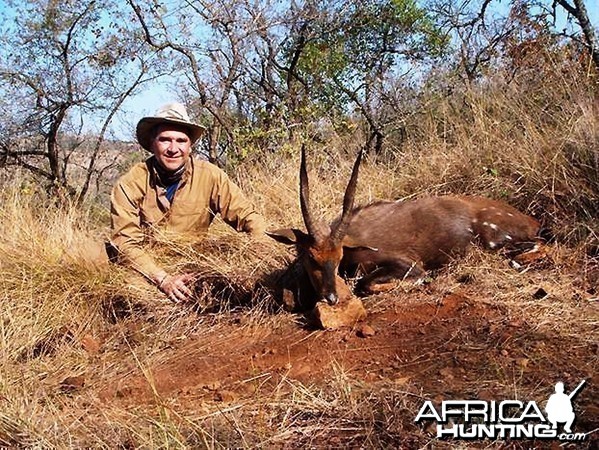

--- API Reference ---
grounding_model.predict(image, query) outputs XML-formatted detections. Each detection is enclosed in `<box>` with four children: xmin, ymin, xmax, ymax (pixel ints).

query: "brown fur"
<box><xmin>337</xmin><ymin>195</ymin><xmax>540</xmax><ymax>293</ymax></box>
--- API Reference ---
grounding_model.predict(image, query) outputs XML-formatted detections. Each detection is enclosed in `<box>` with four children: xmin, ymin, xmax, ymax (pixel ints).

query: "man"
<box><xmin>545</xmin><ymin>382</ymin><xmax>576</xmax><ymax>433</ymax></box>
<box><xmin>110</xmin><ymin>102</ymin><xmax>266</xmax><ymax>303</ymax></box>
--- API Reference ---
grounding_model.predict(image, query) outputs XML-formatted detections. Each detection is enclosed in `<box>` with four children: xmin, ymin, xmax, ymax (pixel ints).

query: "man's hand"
<box><xmin>157</xmin><ymin>273</ymin><xmax>196</xmax><ymax>303</ymax></box>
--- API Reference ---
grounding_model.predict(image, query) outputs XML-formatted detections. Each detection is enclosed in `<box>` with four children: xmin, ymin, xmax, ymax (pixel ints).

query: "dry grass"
<box><xmin>1</xmin><ymin>65</ymin><xmax>598</xmax><ymax>448</ymax></box>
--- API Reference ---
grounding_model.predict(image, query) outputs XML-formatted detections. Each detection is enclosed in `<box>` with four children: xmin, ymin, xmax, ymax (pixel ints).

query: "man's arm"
<box><xmin>111</xmin><ymin>178</ymin><xmax>197</xmax><ymax>302</ymax></box>
<box><xmin>209</xmin><ymin>168</ymin><xmax>267</xmax><ymax>235</ymax></box>
<box><xmin>110</xmin><ymin>179</ymin><xmax>165</xmax><ymax>284</ymax></box>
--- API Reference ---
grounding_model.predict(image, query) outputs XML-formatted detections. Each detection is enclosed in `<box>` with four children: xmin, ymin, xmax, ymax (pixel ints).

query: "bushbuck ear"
<box><xmin>266</xmin><ymin>228</ymin><xmax>309</xmax><ymax>245</ymax></box>
<box><xmin>342</xmin><ymin>235</ymin><xmax>379</xmax><ymax>252</ymax></box>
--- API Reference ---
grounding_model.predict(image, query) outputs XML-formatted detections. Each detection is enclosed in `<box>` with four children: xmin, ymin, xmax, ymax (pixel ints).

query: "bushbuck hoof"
<box><xmin>313</xmin><ymin>296</ymin><xmax>367</xmax><ymax>330</ymax></box>
<box><xmin>355</xmin><ymin>279</ymin><xmax>380</xmax><ymax>297</ymax></box>
<box><xmin>354</xmin><ymin>280</ymin><xmax>370</xmax><ymax>297</ymax></box>
<box><xmin>366</xmin><ymin>282</ymin><xmax>397</xmax><ymax>294</ymax></box>
<box><xmin>281</xmin><ymin>288</ymin><xmax>297</xmax><ymax>311</ymax></box>
<box><xmin>509</xmin><ymin>243</ymin><xmax>551</xmax><ymax>270</ymax></box>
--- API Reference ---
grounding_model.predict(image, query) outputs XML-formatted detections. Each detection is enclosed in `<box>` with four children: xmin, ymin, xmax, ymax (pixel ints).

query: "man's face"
<box><xmin>151</xmin><ymin>124</ymin><xmax>192</xmax><ymax>171</ymax></box>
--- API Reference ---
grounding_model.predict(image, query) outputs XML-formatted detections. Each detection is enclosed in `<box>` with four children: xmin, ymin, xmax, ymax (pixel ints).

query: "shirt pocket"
<box><xmin>170</xmin><ymin>200</ymin><xmax>212</xmax><ymax>231</ymax></box>
<box><xmin>139</xmin><ymin>203</ymin><xmax>166</xmax><ymax>227</ymax></box>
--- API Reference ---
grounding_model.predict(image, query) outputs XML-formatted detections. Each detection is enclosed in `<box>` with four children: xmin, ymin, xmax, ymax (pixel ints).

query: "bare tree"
<box><xmin>553</xmin><ymin>0</ymin><xmax>599</xmax><ymax>70</ymax></box>
<box><xmin>127</xmin><ymin>0</ymin><xmax>253</xmax><ymax>164</ymax></box>
<box><xmin>430</xmin><ymin>0</ymin><xmax>517</xmax><ymax>84</ymax></box>
<box><xmin>0</xmin><ymin>0</ymin><xmax>153</xmax><ymax>200</ymax></box>
<box><xmin>125</xmin><ymin>1</ymin><xmax>448</xmax><ymax>159</ymax></box>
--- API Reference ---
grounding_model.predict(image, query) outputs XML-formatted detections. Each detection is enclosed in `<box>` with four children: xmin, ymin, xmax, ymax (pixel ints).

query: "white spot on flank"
<box><xmin>482</xmin><ymin>221</ymin><xmax>489</xmax><ymax>226</ymax></box>
<box><xmin>467</xmin><ymin>227</ymin><xmax>474</xmax><ymax>233</ymax></box>
<box><xmin>489</xmin><ymin>223</ymin><xmax>499</xmax><ymax>230</ymax></box>
<box><xmin>472</xmin><ymin>218</ymin><xmax>478</xmax><ymax>223</ymax></box>
<box><xmin>505</xmin><ymin>235</ymin><xmax>513</xmax><ymax>240</ymax></box>
<box><xmin>507</xmin><ymin>213</ymin><xmax>514</xmax><ymax>217</ymax></box>
<box><xmin>489</xmin><ymin>241</ymin><xmax>497</xmax><ymax>249</ymax></box>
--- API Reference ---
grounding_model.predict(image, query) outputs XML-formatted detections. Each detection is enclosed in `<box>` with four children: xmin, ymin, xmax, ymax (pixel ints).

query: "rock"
<box><xmin>394</xmin><ymin>376</ymin><xmax>411</xmax><ymax>386</ymax></box>
<box><xmin>367</xmin><ymin>282</ymin><xmax>396</xmax><ymax>294</ymax></box>
<box><xmin>60</xmin><ymin>374</ymin><xmax>85</xmax><ymax>392</ymax></box>
<box><xmin>80</xmin><ymin>334</ymin><xmax>101</xmax><ymax>355</ymax></box>
<box><xmin>357</xmin><ymin>324</ymin><xmax>376</xmax><ymax>338</ymax></box>
<box><xmin>289</xmin><ymin>363</ymin><xmax>312</xmax><ymax>378</ymax></box>
<box><xmin>456</xmin><ymin>273</ymin><xmax>476</xmax><ymax>284</ymax></box>
<box><xmin>204</xmin><ymin>381</ymin><xmax>222</xmax><ymax>391</ymax></box>
<box><xmin>115</xmin><ymin>387</ymin><xmax>133</xmax><ymax>398</ymax></box>
<box><xmin>214</xmin><ymin>390</ymin><xmax>237</xmax><ymax>403</ymax></box>
<box><xmin>313</xmin><ymin>296</ymin><xmax>367</xmax><ymax>330</ymax></box>
<box><xmin>438</xmin><ymin>367</ymin><xmax>454</xmax><ymax>380</ymax></box>
<box><xmin>478</xmin><ymin>389</ymin><xmax>494</xmax><ymax>402</ymax></box>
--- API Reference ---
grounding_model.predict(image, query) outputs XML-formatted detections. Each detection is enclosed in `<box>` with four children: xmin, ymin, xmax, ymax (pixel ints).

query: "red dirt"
<box><xmin>98</xmin><ymin>288</ymin><xmax>597</xmax><ymax>446</ymax></box>
<box><xmin>101</xmin><ymin>293</ymin><xmax>472</xmax><ymax>399</ymax></box>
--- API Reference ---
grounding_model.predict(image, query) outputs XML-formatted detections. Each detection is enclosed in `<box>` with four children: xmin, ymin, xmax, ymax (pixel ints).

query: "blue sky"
<box><xmin>112</xmin><ymin>79</ymin><xmax>179</xmax><ymax>142</ymax></box>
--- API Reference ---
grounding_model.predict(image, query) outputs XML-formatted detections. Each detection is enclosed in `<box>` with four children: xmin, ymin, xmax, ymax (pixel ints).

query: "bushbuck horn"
<box><xmin>299</xmin><ymin>144</ymin><xmax>323</xmax><ymax>241</ymax></box>
<box><xmin>331</xmin><ymin>149</ymin><xmax>363</xmax><ymax>245</ymax></box>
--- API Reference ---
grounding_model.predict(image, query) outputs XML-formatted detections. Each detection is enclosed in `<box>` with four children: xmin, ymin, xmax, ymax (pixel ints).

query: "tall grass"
<box><xmin>0</xmin><ymin>181</ymin><xmax>107</xmax><ymax>446</ymax></box>
<box><xmin>393</xmin><ymin>63</ymin><xmax>599</xmax><ymax>243</ymax></box>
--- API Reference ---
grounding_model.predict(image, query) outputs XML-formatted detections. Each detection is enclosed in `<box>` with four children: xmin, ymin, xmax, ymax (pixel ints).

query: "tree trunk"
<box><xmin>207</xmin><ymin>121</ymin><xmax>220</xmax><ymax>165</ymax></box>
<box><xmin>557</xmin><ymin>0</ymin><xmax>599</xmax><ymax>71</ymax></box>
<box><xmin>46</xmin><ymin>106</ymin><xmax>68</xmax><ymax>185</ymax></box>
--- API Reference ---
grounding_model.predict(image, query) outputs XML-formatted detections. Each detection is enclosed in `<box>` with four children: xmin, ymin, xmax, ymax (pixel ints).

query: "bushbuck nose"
<box><xmin>324</xmin><ymin>292</ymin><xmax>339</xmax><ymax>305</ymax></box>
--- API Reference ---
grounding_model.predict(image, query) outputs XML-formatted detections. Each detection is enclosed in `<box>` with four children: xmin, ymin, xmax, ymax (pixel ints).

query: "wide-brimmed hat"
<box><xmin>136</xmin><ymin>102</ymin><xmax>206</xmax><ymax>151</ymax></box>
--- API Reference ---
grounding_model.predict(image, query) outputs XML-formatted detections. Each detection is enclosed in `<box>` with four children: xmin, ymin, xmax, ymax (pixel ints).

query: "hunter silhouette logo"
<box><xmin>414</xmin><ymin>379</ymin><xmax>588</xmax><ymax>441</ymax></box>
<box><xmin>545</xmin><ymin>380</ymin><xmax>585</xmax><ymax>433</ymax></box>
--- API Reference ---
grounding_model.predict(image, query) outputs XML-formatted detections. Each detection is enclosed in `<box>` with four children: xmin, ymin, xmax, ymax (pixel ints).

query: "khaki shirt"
<box><xmin>110</xmin><ymin>157</ymin><xmax>266</xmax><ymax>280</ymax></box>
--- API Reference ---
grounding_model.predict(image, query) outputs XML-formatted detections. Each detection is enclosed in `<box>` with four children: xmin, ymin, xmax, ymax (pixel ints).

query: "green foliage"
<box><xmin>286</xmin><ymin>0</ymin><xmax>447</xmax><ymax>112</ymax></box>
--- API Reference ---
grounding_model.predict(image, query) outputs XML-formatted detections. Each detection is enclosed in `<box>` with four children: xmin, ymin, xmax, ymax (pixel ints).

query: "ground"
<box><xmin>81</xmin><ymin>248</ymin><xmax>598</xmax><ymax>449</ymax></box>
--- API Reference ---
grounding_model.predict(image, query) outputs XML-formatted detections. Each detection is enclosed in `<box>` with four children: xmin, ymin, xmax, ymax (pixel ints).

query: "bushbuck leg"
<box><xmin>341</xmin><ymin>252</ymin><xmax>427</xmax><ymax>295</ymax></box>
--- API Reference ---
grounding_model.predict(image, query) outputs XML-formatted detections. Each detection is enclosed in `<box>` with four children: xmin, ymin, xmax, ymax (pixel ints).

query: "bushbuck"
<box><xmin>268</xmin><ymin>147</ymin><xmax>541</xmax><ymax>306</ymax></box>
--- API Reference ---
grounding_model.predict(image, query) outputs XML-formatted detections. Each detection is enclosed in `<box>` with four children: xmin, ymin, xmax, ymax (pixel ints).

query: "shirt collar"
<box><xmin>149</xmin><ymin>156</ymin><xmax>192</xmax><ymax>188</ymax></box>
